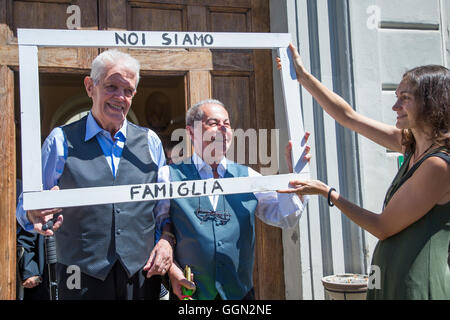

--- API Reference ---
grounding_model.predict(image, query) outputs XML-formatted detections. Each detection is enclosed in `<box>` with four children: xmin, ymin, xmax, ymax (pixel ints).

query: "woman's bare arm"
<box><xmin>280</xmin><ymin>156</ymin><xmax>449</xmax><ymax>240</ymax></box>
<box><xmin>279</xmin><ymin>43</ymin><xmax>404</xmax><ymax>153</ymax></box>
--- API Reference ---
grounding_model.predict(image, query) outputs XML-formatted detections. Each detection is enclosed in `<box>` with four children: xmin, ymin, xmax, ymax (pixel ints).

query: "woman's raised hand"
<box><xmin>276</xmin><ymin>43</ymin><xmax>307</xmax><ymax>80</ymax></box>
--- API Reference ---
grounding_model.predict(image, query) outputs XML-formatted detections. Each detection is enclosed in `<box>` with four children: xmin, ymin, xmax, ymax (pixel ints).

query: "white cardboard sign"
<box><xmin>17</xmin><ymin>29</ymin><xmax>309</xmax><ymax>210</ymax></box>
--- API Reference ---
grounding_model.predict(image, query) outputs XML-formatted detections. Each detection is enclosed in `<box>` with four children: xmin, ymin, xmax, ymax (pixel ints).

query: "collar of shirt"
<box><xmin>192</xmin><ymin>152</ymin><xmax>227</xmax><ymax>179</ymax></box>
<box><xmin>85</xmin><ymin>112</ymin><xmax>127</xmax><ymax>142</ymax></box>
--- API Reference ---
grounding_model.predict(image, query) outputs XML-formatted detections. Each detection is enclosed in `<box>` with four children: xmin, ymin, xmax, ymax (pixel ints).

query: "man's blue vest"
<box><xmin>169</xmin><ymin>160</ymin><xmax>258</xmax><ymax>300</ymax></box>
<box><xmin>56</xmin><ymin>116</ymin><xmax>158</xmax><ymax>280</ymax></box>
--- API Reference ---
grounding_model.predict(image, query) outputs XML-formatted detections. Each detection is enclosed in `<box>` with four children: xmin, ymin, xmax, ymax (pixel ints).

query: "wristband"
<box><xmin>327</xmin><ymin>188</ymin><xmax>336</xmax><ymax>207</ymax></box>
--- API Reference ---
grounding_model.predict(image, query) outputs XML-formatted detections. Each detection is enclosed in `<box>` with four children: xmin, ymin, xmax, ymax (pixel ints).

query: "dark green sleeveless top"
<box><xmin>367</xmin><ymin>148</ymin><xmax>450</xmax><ymax>300</ymax></box>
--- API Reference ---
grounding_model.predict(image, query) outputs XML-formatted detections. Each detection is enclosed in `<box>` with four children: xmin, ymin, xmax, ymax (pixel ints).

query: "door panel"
<box><xmin>128</xmin><ymin>0</ymin><xmax>252</xmax><ymax>7</ymax></box>
<box><xmin>212</xmin><ymin>73</ymin><xmax>254</xmax><ymax>132</ymax></box>
<box><xmin>8</xmin><ymin>0</ymin><xmax>98</xmax><ymax>33</ymax></box>
<box><xmin>208</xmin><ymin>7</ymin><xmax>250</xmax><ymax>32</ymax></box>
<box><xmin>129</xmin><ymin>5</ymin><xmax>186</xmax><ymax>31</ymax></box>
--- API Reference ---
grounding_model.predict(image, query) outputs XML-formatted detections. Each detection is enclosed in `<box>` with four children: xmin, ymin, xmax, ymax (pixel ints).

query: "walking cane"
<box><xmin>43</xmin><ymin>219</ymin><xmax>59</xmax><ymax>300</ymax></box>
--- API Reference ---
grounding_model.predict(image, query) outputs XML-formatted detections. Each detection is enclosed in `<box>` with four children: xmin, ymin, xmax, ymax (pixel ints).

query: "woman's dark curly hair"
<box><xmin>401</xmin><ymin>65</ymin><xmax>450</xmax><ymax>153</ymax></box>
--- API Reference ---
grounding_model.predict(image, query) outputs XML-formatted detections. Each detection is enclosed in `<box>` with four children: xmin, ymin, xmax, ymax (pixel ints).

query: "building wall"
<box><xmin>271</xmin><ymin>0</ymin><xmax>449</xmax><ymax>300</ymax></box>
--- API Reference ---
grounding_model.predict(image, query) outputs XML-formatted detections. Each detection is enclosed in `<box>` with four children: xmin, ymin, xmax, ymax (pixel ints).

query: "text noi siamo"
<box><xmin>114</xmin><ymin>32</ymin><xmax>214</xmax><ymax>47</ymax></box>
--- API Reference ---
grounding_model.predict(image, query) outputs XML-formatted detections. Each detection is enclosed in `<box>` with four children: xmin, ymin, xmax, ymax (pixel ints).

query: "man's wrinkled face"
<box><xmin>84</xmin><ymin>62</ymin><xmax>137</xmax><ymax>134</ymax></box>
<box><xmin>188</xmin><ymin>103</ymin><xmax>233</xmax><ymax>163</ymax></box>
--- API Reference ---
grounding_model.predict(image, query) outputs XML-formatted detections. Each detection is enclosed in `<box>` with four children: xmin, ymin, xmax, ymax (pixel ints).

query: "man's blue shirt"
<box><xmin>16</xmin><ymin>113</ymin><xmax>166</xmax><ymax>231</ymax></box>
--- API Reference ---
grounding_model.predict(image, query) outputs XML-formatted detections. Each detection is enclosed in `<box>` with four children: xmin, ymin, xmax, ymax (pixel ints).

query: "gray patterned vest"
<box><xmin>169</xmin><ymin>160</ymin><xmax>258</xmax><ymax>299</ymax></box>
<box><xmin>56</xmin><ymin>116</ymin><xmax>158</xmax><ymax>280</ymax></box>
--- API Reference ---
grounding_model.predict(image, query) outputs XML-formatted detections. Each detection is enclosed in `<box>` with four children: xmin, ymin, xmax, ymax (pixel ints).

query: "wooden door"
<box><xmin>0</xmin><ymin>0</ymin><xmax>99</xmax><ymax>299</ymax></box>
<box><xmin>0</xmin><ymin>64</ymin><xmax>16</xmax><ymax>300</ymax></box>
<box><xmin>100</xmin><ymin>0</ymin><xmax>283</xmax><ymax>299</ymax></box>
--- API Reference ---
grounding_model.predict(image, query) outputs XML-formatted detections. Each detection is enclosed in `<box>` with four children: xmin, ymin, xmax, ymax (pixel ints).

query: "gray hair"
<box><xmin>90</xmin><ymin>49</ymin><xmax>141</xmax><ymax>86</ymax></box>
<box><xmin>186</xmin><ymin>99</ymin><xmax>226</xmax><ymax>126</ymax></box>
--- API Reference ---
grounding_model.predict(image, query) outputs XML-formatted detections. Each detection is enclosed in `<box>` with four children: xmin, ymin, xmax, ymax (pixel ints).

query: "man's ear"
<box><xmin>186</xmin><ymin>126</ymin><xmax>194</xmax><ymax>141</ymax></box>
<box><xmin>84</xmin><ymin>76</ymin><xmax>94</xmax><ymax>97</ymax></box>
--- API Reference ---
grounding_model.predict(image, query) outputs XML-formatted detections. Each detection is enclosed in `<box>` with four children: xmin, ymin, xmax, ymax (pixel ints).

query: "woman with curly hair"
<box><xmin>277</xmin><ymin>44</ymin><xmax>449</xmax><ymax>299</ymax></box>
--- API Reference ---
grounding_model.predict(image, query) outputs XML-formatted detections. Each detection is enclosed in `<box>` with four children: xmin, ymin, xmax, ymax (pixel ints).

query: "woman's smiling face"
<box><xmin>392</xmin><ymin>79</ymin><xmax>421</xmax><ymax>130</ymax></box>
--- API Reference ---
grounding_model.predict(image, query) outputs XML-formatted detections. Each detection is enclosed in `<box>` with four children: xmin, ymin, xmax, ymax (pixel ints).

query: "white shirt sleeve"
<box><xmin>249</xmin><ymin>167</ymin><xmax>309</xmax><ymax>229</ymax></box>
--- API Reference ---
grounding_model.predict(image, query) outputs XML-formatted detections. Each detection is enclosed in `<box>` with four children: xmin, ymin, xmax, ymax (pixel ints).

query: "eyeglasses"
<box><xmin>195</xmin><ymin>208</ymin><xmax>231</xmax><ymax>226</ymax></box>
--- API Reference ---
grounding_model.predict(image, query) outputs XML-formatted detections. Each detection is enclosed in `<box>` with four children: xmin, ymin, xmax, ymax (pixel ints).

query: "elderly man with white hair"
<box><xmin>16</xmin><ymin>50</ymin><xmax>173</xmax><ymax>299</ymax></box>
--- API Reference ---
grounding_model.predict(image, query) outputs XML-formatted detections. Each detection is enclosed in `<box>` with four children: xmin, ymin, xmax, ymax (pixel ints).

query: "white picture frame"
<box><xmin>18</xmin><ymin>29</ymin><xmax>309</xmax><ymax>210</ymax></box>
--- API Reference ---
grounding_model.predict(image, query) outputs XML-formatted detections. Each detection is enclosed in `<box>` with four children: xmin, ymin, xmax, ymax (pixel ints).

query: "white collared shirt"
<box><xmin>154</xmin><ymin>153</ymin><xmax>308</xmax><ymax>229</ymax></box>
<box><xmin>191</xmin><ymin>152</ymin><xmax>227</xmax><ymax>209</ymax></box>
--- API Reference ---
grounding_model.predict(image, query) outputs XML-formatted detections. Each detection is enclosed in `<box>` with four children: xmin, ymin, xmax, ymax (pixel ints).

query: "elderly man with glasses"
<box><xmin>155</xmin><ymin>99</ymin><xmax>310</xmax><ymax>300</ymax></box>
